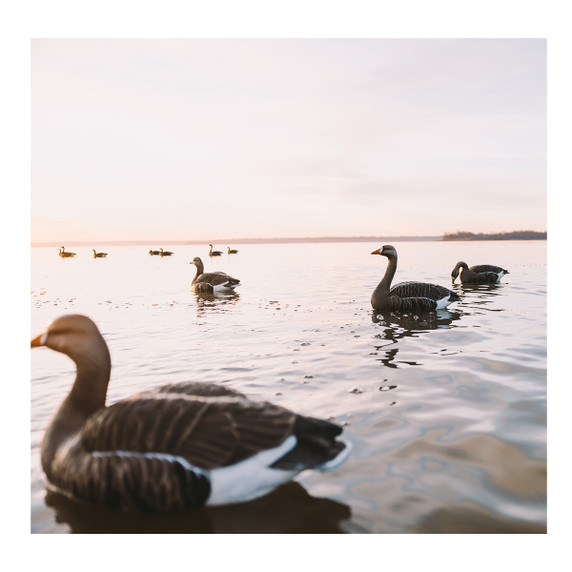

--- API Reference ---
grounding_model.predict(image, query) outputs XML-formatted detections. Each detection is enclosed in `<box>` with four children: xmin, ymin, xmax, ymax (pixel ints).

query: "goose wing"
<box><xmin>80</xmin><ymin>394</ymin><xmax>295</xmax><ymax>469</ymax></box>
<box><xmin>470</xmin><ymin>264</ymin><xmax>507</xmax><ymax>274</ymax></box>
<box><xmin>390</xmin><ymin>281</ymin><xmax>452</xmax><ymax>301</ymax></box>
<box><xmin>196</xmin><ymin>271</ymin><xmax>240</xmax><ymax>287</ymax></box>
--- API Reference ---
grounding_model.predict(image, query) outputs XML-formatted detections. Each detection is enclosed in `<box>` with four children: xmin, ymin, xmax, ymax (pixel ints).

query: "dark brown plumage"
<box><xmin>190</xmin><ymin>257</ymin><xmax>240</xmax><ymax>291</ymax></box>
<box><xmin>451</xmin><ymin>261</ymin><xmax>509</xmax><ymax>284</ymax></box>
<box><xmin>31</xmin><ymin>315</ymin><xmax>349</xmax><ymax>512</ymax></box>
<box><xmin>371</xmin><ymin>245</ymin><xmax>461</xmax><ymax>312</ymax></box>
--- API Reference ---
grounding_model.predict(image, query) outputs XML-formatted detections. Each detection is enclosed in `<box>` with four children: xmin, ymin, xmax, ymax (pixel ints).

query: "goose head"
<box><xmin>31</xmin><ymin>314</ymin><xmax>110</xmax><ymax>367</ymax></box>
<box><xmin>371</xmin><ymin>245</ymin><xmax>397</xmax><ymax>259</ymax></box>
<box><xmin>451</xmin><ymin>261</ymin><xmax>467</xmax><ymax>282</ymax></box>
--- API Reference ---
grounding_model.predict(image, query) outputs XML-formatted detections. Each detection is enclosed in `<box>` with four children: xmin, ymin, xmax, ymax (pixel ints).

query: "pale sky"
<box><xmin>31</xmin><ymin>38</ymin><xmax>546</xmax><ymax>243</ymax></box>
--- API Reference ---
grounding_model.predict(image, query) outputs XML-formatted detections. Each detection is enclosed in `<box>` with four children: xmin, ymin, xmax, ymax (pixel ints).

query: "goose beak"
<box><xmin>371</xmin><ymin>248</ymin><xmax>381</xmax><ymax>255</ymax></box>
<box><xmin>31</xmin><ymin>332</ymin><xmax>46</xmax><ymax>348</ymax></box>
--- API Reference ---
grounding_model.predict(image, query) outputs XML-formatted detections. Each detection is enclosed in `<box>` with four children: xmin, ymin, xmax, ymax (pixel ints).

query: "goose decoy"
<box><xmin>92</xmin><ymin>250</ymin><xmax>108</xmax><ymax>258</ymax></box>
<box><xmin>209</xmin><ymin>244</ymin><xmax>223</xmax><ymax>256</ymax></box>
<box><xmin>190</xmin><ymin>257</ymin><xmax>240</xmax><ymax>292</ymax></box>
<box><xmin>58</xmin><ymin>246</ymin><xmax>76</xmax><ymax>258</ymax></box>
<box><xmin>227</xmin><ymin>247</ymin><xmax>239</xmax><ymax>254</ymax></box>
<box><xmin>451</xmin><ymin>261</ymin><xmax>509</xmax><ymax>284</ymax></box>
<box><xmin>31</xmin><ymin>315</ymin><xmax>350</xmax><ymax>512</ymax></box>
<box><xmin>371</xmin><ymin>245</ymin><xmax>461</xmax><ymax>312</ymax></box>
<box><xmin>159</xmin><ymin>248</ymin><xmax>174</xmax><ymax>257</ymax></box>
<box><xmin>148</xmin><ymin>249</ymin><xmax>161</xmax><ymax>256</ymax></box>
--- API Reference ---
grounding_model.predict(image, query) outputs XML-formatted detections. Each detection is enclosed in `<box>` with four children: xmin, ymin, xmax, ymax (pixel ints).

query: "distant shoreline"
<box><xmin>31</xmin><ymin>232</ymin><xmax>546</xmax><ymax>247</ymax></box>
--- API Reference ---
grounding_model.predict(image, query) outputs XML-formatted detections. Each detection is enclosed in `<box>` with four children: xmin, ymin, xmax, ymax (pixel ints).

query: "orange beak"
<box><xmin>31</xmin><ymin>332</ymin><xmax>45</xmax><ymax>348</ymax></box>
<box><xmin>371</xmin><ymin>248</ymin><xmax>381</xmax><ymax>255</ymax></box>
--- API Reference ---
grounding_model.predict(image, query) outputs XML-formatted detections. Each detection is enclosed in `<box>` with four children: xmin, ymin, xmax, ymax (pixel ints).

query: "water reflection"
<box><xmin>44</xmin><ymin>482</ymin><xmax>351</xmax><ymax>533</ymax></box>
<box><xmin>193</xmin><ymin>290</ymin><xmax>240</xmax><ymax>306</ymax></box>
<box><xmin>370</xmin><ymin>310</ymin><xmax>461</xmax><ymax>368</ymax></box>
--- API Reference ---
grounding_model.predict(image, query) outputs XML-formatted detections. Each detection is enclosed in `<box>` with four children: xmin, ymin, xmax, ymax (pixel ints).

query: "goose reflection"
<box><xmin>45</xmin><ymin>481</ymin><xmax>351</xmax><ymax>533</ymax></box>
<box><xmin>192</xmin><ymin>288</ymin><xmax>241</xmax><ymax>305</ymax></box>
<box><xmin>371</xmin><ymin>309</ymin><xmax>461</xmax><ymax>368</ymax></box>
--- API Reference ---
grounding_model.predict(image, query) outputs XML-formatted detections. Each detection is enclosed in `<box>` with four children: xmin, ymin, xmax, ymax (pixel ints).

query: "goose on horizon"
<box><xmin>31</xmin><ymin>315</ymin><xmax>350</xmax><ymax>512</ymax></box>
<box><xmin>160</xmin><ymin>248</ymin><xmax>174</xmax><ymax>257</ymax></box>
<box><xmin>371</xmin><ymin>245</ymin><xmax>461</xmax><ymax>312</ymax></box>
<box><xmin>59</xmin><ymin>247</ymin><xmax>76</xmax><ymax>258</ymax></box>
<box><xmin>227</xmin><ymin>247</ymin><xmax>239</xmax><ymax>254</ymax></box>
<box><xmin>451</xmin><ymin>261</ymin><xmax>509</xmax><ymax>284</ymax></box>
<box><xmin>190</xmin><ymin>257</ymin><xmax>240</xmax><ymax>292</ymax></box>
<box><xmin>92</xmin><ymin>250</ymin><xmax>108</xmax><ymax>258</ymax></box>
<box><xmin>209</xmin><ymin>244</ymin><xmax>223</xmax><ymax>257</ymax></box>
<box><xmin>149</xmin><ymin>249</ymin><xmax>161</xmax><ymax>256</ymax></box>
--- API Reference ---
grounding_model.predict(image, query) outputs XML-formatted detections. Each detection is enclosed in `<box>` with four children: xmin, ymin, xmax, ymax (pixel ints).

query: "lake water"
<box><xmin>30</xmin><ymin>240</ymin><xmax>547</xmax><ymax>533</ymax></box>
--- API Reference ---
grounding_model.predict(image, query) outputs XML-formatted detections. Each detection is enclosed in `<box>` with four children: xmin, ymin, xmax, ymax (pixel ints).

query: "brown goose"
<box><xmin>59</xmin><ymin>246</ymin><xmax>76</xmax><ymax>258</ymax></box>
<box><xmin>190</xmin><ymin>257</ymin><xmax>240</xmax><ymax>292</ymax></box>
<box><xmin>451</xmin><ymin>261</ymin><xmax>509</xmax><ymax>284</ymax></box>
<box><xmin>92</xmin><ymin>250</ymin><xmax>108</xmax><ymax>258</ymax></box>
<box><xmin>227</xmin><ymin>247</ymin><xmax>239</xmax><ymax>254</ymax></box>
<box><xmin>371</xmin><ymin>245</ymin><xmax>461</xmax><ymax>312</ymax></box>
<box><xmin>209</xmin><ymin>244</ymin><xmax>223</xmax><ymax>256</ymax></box>
<box><xmin>160</xmin><ymin>248</ymin><xmax>174</xmax><ymax>257</ymax></box>
<box><xmin>148</xmin><ymin>249</ymin><xmax>161</xmax><ymax>256</ymax></box>
<box><xmin>31</xmin><ymin>315</ymin><xmax>350</xmax><ymax>512</ymax></box>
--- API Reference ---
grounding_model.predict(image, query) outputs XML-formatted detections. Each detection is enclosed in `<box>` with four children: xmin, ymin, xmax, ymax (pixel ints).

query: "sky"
<box><xmin>31</xmin><ymin>38</ymin><xmax>546</xmax><ymax>243</ymax></box>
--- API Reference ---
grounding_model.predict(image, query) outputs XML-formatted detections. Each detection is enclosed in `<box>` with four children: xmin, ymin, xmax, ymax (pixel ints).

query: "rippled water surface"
<box><xmin>30</xmin><ymin>240</ymin><xmax>546</xmax><ymax>533</ymax></box>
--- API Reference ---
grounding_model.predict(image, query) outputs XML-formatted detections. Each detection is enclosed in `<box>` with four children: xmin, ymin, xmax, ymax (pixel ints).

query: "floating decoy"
<box><xmin>149</xmin><ymin>249</ymin><xmax>161</xmax><ymax>256</ymax></box>
<box><xmin>451</xmin><ymin>261</ymin><xmax>509</xmax><ymax>284</ymax></box>
<box><xmin>92</xmin><ymin>250</ymin><xmax>108</xmax><ymax>258</ymax></box>
<box><xmin>160</xmin><ymin>248</ymin><xmax>173</xmax><ymax>257</ymax></box>
<box><xmin>227</xmin><ymin>247</ymin><xmax>239</xmax><ymax>254</ymax></box>
<box><xmin>371</xmin><ymin>245</ymin><xmax>461</xmax><ymax>312</ymax></box>
<box><xmin>59</xmin><ymin>247</ymin><xmax>76</xmax><ymax>258</ymax></box>
<box><xmin>190</xmin><ymin>257</ymin><xmax>240</xmax><ymax>292</ymax></box>
<box><xmin>31</xmin><ymin>315</ymin><xmax>350</xmax><ymax>512</ymax></box>
<box><xmin>209</xmin><ymin>244</ymin><xmax>223</xmax><ymax>256</ymax></box>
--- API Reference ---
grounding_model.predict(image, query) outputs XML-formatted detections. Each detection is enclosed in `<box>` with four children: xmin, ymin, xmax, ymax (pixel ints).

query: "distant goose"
<box><xmin>371</xmin><ymin>245</ymin><xmax>461</xmax><ymax>312</ymax></box>
<box><xmin>451</xmin><ymin>261</ymin><xmax>509</xmax><ymax>284</ymax></box>
<box><xmin>209</xmin><ymin>244</ymin><xmax>223</xmax><ymax>256</ymax></box>
<box><xmin>148</xmin><ymin>249</ymin><xmax>161</xmax><ymax>256</ymax></box>
<box><xmin>31</xmin><ymin>314</ymin><xmax>350</xmax><ymax>512</ymax></box>
<box><xmin>160</xmin><ymin>248</ymin><xmax>174</xmax><ymax>257</ymax></box>
<box><xmin>92</xmin><ymin>250</ymin><xmax>108</xmax><ymax>258</ymax></box>
<box><xmin>227</xmin><ymin>247</ymin><xmax>239</xmax><ymax>254</ymax></box>
<box><xmin>190</xmin><ymin>257</ymin><xmax>240</xmax><ymax>292</ymax></box>
<box><xmin>59</xmin><ymin>247</ymin><xmax>76</xmax><ymax>258</ymax></box>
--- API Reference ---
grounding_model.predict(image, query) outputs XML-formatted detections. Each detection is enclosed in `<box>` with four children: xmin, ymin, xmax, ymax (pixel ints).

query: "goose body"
<box><xmin>159</xmin><ymin>248</ymin><xmax>173</xmax><ymax>257</ymax></box>
<box><xmin>371</xmin><ymin>245</ymin><xmax>461</xmax><ymax>312</ymax></box>
<box><xmin>59</xmin><ymin>247</ymin><xmax>76</xmax><ymax>258</ymax></box>
<box><xmin>92</xmin><ymin>250</ymin><xmax>108</xmax><ymax>258</ymax></box>
<box><xmin>451</xmin><ymin>261</ymin><xmax>508</xmax><ymax>284</ymax></box>
<box><xmin>209</xmin><ymin>244</ymin><xmax>223</xmax><ymax>256</ymax></box>
<box><xmin>31</xmin><ymin>315</ymin><xmax>350</xmax><ymax>512</ymax></box>
<box><xmin>190</xmin><ymin>257</ymin><xmax>240</xmax><ymax>292</ymax></box>
<box><xmin>148</xmin><ymin>249</ymin><xmax>161</xmax><ymax>256</ymax></box>
<box><xmin>227</xmin><ymin>247</ymin><xmax>239</xmax><ymax>254</ymax></box>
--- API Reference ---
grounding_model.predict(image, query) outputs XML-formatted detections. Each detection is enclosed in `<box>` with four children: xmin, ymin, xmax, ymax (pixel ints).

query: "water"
<box><xmin>30</xmin><ymin>240</ymin><xmax>546</xmax><ymax>533</ymax></box>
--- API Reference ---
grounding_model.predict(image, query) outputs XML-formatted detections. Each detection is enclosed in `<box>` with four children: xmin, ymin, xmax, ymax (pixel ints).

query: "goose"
<box><xmin>92</xmin><ymin>250</ymin><xmax>108</xmax><ymax>258</ymax></box>
<box><xmin>209</xmin><ymin>244</ymin><xmax>223</xmax><ymax>256</ymax></box>
<box><xmin>371</xmin><ymin>245</ymin><xmax>461</xmax><ymax>312</ymax></box>
<box><xmin>451</xmin><ymin>261</ymin><xmax>509</xmax><ymax>284</ymax></box>
<box><xmin>59</xmin><ymin>247</ymin><xmax>76</xmax><ymax>258</ymax></box>
<box><xmin>160</xmin><ymin>248</ymin><xmax>174</xmax><ymax>257</ymax></box>
<box><xmin>190</xmin><ymin>257</ymin><xmax>240</xmax><ymax>292</ymax></box>
<box><xmin>31</xmin><ymin>315</ymin><xmax>350</xmax><ymax>512</ymax></box>
<box><xmin>227</xmin><ymin>247</ymin><xmax>239</xmax><ymax>254</ymax></box>
<box><xmin>148</xmin><ymin>249</ymin><xmax>161</xmax><ymax>256</ymax></box>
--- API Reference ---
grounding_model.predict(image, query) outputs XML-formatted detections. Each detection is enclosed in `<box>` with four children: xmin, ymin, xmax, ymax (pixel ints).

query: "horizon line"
<box><xmin>32</xmin><ymin>235</ymin><xmax>444</xmax><ymax>247</ymax></box>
